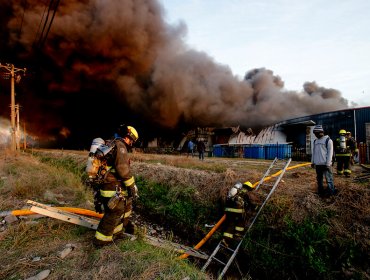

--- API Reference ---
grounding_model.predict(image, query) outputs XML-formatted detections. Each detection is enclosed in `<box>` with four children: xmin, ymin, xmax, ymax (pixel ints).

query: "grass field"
<box><xmin>0</xmin><ymin>149</ymin><xmax>368</xmax><ymax>279</ymax></box>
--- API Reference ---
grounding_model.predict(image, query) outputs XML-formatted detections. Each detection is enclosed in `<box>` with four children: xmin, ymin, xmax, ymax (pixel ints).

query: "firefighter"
<box><xmin>346</xmin><ymin>131</ymin><xmax>359</xmax><ymax>164</ymax></box>
<box><xmin>93</xmin><ymin>125</ymin><xmax>139</xmax><ymax>247</ymax></box>
<box><xmin>335</xmin><ymin>129</ymin><xmax>353</xmax><ymax>177</ymax></box>
<box><xmin>222</xmin><ymin>181</ymin><xmax>259</xmax><ymax>247</ymax></box>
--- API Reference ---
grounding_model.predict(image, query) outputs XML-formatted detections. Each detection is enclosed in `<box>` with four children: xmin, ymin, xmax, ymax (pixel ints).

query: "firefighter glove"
<box><xmin>94</xmin><ymin>200</ymin><xmax>103</xmax><ymax>213</ymax></box>
<box><xmin>93</xmin><ymin>190</ymin><xmax>103</xmax><ymax>213</ymax></box>
<box><xmin>129</xmin><ymin>184</ymin><xmax>139</xmax><ymax>200</ymax></box>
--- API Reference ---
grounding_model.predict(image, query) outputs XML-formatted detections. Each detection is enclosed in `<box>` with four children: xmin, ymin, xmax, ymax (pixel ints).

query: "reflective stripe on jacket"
<box><xmin>224</xmin><ymin>207</ymin><xmax>244</xmax><ymax>214</ymax></box>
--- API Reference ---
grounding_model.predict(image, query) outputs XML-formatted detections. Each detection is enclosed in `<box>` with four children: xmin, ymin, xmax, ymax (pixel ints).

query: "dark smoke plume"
<box><xmin>0</xmin><ymin>0</ymin><xmax>350</xmax><ymax>147</ymax></box>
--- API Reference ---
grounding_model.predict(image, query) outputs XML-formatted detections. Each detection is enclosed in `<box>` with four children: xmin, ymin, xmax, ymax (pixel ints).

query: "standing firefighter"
<box><xmin>222</xmin><ymin>181</ymin><xmax>259</xmax><ymax>247</ymax></box>
<box><xmin>346</xmin><ymin>131</ymin><xmax>359</xmax><ymax>165</ymax></box>
<box><xmin>335</xmin><ymin>129</ymin><xmax>354</xmax><ymax>177</ymax></box>
<box><xmin>86</xmin><ymin>125</ymin><xmax>139</xmax><ymax>247</ymax></box>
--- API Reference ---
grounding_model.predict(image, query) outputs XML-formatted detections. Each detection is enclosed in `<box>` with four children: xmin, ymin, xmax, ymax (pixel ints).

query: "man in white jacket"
<box><xmin>311</xmin><ymin>125</ymin><xmax>337</xmax><ymax>197</ymax></box>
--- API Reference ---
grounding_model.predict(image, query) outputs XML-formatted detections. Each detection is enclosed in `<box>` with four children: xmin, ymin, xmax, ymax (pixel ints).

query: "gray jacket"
<box><xmin>311</xmin><ymin>135</ymin><xmax>333</xmax><ymax>166</ymax></box>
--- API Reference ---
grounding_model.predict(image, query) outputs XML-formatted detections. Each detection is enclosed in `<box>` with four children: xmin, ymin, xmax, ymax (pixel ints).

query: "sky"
<box><xmin>159</xmin><ymin>0</ymin><xmax>370</xmax><ymax>106</ymax></box>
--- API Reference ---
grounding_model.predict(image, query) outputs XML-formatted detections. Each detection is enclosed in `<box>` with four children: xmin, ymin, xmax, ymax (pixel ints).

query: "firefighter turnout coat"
<box><xmin>223</xmin><ymin>189</ymin><xmax>259</xmax><ymax>246</ymax></box>
<box><xmin>335</xmin><ymin>136</ymin><xmax>356</xmax><ymax>176</ymax></box>
<box><xmin>94</xmin><ymin>139</ymin><xmax>136</xmax><ymax>246</ymax></box>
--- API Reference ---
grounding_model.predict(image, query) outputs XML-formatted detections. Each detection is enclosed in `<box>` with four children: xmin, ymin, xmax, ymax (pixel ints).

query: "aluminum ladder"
<box><xmin>201</xmin><ymin>157</ymin><xmax>292</xmax><ymax>279</ymax></box>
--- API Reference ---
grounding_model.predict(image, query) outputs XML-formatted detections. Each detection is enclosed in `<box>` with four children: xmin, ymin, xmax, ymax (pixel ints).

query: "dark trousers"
<box><xmin>198</xmin><ymin>151</ymin><xmax>204</xmax><ymax>160</ymax></box>
<box><xmin>336</xmin><ymin>156</ymin><xmax>351</xmax><ymax>176</ymax></box>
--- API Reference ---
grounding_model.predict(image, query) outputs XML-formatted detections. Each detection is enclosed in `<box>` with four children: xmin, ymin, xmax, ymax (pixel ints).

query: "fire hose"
<box><xmin>0</xmin><ymin>207</ymin><xmax>103</xmax><ymax>219</ymax></box>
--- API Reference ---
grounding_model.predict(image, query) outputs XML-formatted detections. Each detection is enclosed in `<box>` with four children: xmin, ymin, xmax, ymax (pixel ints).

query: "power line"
<box><xmin>33</xmin><ymin>0</ymin><xmax>60</xmax><ymax>50</ymax></box>
<box><xmin>18</xmin><ymin>0</ymin><xmax>27</xmax><ymax>37</ymax></box>
<box><xmin>39</xmin><ymin>0</ymin><xmax>60</xmax><ymax>48</ymax></box>
<box><xmin>33</xmin><ymin>0</ymin><xmax>49</xmax><ymax>47</ymax></box>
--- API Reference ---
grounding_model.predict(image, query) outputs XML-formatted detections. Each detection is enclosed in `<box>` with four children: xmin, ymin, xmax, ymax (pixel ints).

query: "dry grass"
<box><xmin>0</xmin><ymin>150</ymin><xmax>210</xmax><ymax>280</ymax></box>
<box><xmin>132</xmin><ymin>155</ymin><xmax>265</xmax><ymax>204</ymax></box>
<box><xmin>0</xmin><ymin>151</ymin><xmax>91</xmax><ymax>211</ymax></box>
<box><xmin>264</xmin><ymin>166</ymin><xmax>370</xmax><ymax>250</ymax></box>
<box><xmin>1</xmin><ymin>149</ymin><xmax>368</xmax><ymax>279</ymax></box>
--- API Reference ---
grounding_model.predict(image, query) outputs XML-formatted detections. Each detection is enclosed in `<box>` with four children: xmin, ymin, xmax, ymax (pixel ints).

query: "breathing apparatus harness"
<box><xmin>85</xmin><ymin>138</ymin><xmax>126</xmax><ymax>212</ymax></box>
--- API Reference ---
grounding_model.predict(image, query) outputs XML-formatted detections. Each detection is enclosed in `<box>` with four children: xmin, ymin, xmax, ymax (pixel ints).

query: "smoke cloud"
<box><xmin>0</xmin><ymin>0</ymin><xmax>350</xmax><ymax>147</ymax></box>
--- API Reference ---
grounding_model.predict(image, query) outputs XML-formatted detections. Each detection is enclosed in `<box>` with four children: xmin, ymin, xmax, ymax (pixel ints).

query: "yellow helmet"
<box><xmin>243</xmin><ymin>181</ymin><xmax>254</xmax><ymax>190</ymax></box>
<box><xmin>339</xmin><ymin>129</ymin><xmax>346</xmax><ymax>135</ymax></box>
<box><xmin>127</xmin><ymin>126</ymin><xmax>139</xmax><ymax>143</ymax></box>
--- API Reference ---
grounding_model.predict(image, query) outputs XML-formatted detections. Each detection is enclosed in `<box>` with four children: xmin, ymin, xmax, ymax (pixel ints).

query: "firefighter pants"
<box><xmin>223</xmin><ymin>211</ymin><xmax>245</xmax><ymax>247</ymax></box>
<box><xmin>336</xmin><ymin>156</ymin><xmax>351</xmax><ymax>176</ymax></box>
<box><xmin>94</xmin><ymin>196</ymin><xmax>133</xmax><ymax>246</ymax></box>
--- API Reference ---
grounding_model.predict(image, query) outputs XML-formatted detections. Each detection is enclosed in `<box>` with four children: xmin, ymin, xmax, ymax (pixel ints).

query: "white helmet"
<box><xmin>228</xmin><ymin>182</ymin><xmax>243</xmax><ymax>198</ymax></box>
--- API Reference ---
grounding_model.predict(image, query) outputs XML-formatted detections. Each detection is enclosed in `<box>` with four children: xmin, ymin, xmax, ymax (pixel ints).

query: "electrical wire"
<box><xmin>33</xmin><ymin>0</ymin><xmax>60</xmax><ymax>50</ymax></box>
<box><xmin>39</xmin><ymin>0</ymin><xmax>60</xmax><ymax>48</ymax></box>
<box><xmin>18</xmin><ymin>0</ymin><xmax>27</xmax><ymax>38</ymax></box>
<box><xmin>33</xmin><ymin>0</ymin><xmax>49</xmax><ymax>48</ymax></box>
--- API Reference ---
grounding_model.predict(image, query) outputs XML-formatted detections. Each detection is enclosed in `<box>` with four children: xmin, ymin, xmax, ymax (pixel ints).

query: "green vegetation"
<box><xmin>31</xmin><ymin>151</ymin><xmax>87</xmax><ymax>178</ymax></box>
<box><xmin>243</xmin><ymin>214</ymin><xmax>368</xmax><ymax>280</ymax></box>
<box><xmin>136</xmin><ymin>176</ymin><xmax>220</xmax><ymax>237</ymax></box>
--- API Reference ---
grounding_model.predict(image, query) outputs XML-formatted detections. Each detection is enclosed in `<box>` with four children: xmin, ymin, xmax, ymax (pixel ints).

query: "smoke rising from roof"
<box><xmin>0</xmin><ymin>0</ymin><xmax>350</xmax><ymax>147</ymax></box>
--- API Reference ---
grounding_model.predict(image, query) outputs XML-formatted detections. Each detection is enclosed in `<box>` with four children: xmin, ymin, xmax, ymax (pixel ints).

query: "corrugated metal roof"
<box><xmin>279</xmin><ymin>107</ymin><xmax>370</xmax><ymax>143</ymax></box>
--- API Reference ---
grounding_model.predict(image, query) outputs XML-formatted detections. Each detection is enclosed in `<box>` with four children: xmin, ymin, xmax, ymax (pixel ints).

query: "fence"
<box><xmin>358</xmin><ymin>143</ymin><xmax>369</xmax><ymax>164</ymax></box>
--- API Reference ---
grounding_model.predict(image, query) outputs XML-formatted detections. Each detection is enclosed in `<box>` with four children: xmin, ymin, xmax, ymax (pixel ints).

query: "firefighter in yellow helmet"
<box><xmin>222</xmin><ymin>181</ymin><xmax>259</xmax><ymax>247</ymax></box>
<box><xmin>335</xmin><ymin>129</ymin><xmax>354</xmax><ymax>177</ymax></box>
<box><xmin>93</xmin><ymin>125</ymin><xmax>139</xmax><ymax>247</ymax></box>
<box><xmin>346</xmin><ymin>131</ymin><xmax>359</xmax><ymax>165</ymax></box>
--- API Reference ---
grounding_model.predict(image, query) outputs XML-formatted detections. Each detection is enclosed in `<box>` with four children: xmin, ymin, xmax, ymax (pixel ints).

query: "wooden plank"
<box><xmin>26</xmin><ymin>200</ymin><xmax>208</xmax><ymax>259</ymax></box>
<box><xmin>30</xmin><ymin>206</ymin><xmax>99</xmax><ymax>229</ymax></box>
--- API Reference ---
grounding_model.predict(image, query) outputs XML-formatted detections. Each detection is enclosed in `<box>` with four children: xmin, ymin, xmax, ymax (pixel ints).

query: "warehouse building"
<box><xmin>210</xmin><ymin>106</ymin><xmax>370</xmax><ymax>163</ymax></box>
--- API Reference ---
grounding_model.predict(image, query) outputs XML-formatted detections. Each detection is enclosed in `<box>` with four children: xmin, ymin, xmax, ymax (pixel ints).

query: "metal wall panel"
<box><xmin>280</xmin><ymin>107</ymin><xmax>370</xmax><ymax>145</ymax></box>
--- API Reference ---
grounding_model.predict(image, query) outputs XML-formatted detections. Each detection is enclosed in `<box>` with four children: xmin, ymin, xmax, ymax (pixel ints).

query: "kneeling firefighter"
<box><xmin>87</xmin><ymin>125</ymin><xmax>139</xmax><ymax>247</ymax></box>
<box><xmin>222</xmin><ymin>181</ymin><xmax>258</xmax><ymax>247</ymax></box>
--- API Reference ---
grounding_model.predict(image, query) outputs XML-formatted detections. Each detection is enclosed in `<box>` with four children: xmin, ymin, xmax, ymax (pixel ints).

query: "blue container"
<box><xmin>244</xmin><ymin>146</ymin><xmax>253</xmax><ymax>158</ymax></box>
<box><xmin>244</xmin><ymin>145</ymin><xmax>265</xmax><ymax>159</ymax></box>
<box><xmin>251</xmin><ymin>144</ymin><xmax>265</xmax><ymax>159</ymax></box>
<box><xmin>264</xmin><ymin>144</ymin><xmax>292</xmax><ymax>159</ymax></box>
<box><xmin>213</xmin><ymin>145</ymin><xmax>223</xmax><ymax>157</ymax></box>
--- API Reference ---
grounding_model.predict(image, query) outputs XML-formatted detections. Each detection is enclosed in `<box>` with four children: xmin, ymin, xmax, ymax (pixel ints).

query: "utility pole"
<box><xmin>23</xmin><ymin>121</ymin><xmax>27</xmax><ymax>150</ymax></box>
<box><xmin>0</xmin><ymin>63</ymin><xmax>26</xmax><ymax>152</ymax></box>
<box><xmin>15</xmin><ymin>104</ymin><xmax>20</xmax><ymax>151</ymax></box>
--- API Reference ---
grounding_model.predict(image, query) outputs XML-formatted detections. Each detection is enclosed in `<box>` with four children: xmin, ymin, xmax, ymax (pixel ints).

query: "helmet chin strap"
<box><xmin>123</xmin><ymin>137</ymin><xmax>133</xmax><ymax>146</ymax></box>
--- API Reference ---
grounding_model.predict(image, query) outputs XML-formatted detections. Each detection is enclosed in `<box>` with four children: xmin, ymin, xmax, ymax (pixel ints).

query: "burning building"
<box><xmin>202</xmin><ymin>106</ymin><xmax>370</xmax><ymax>163</ymax></box>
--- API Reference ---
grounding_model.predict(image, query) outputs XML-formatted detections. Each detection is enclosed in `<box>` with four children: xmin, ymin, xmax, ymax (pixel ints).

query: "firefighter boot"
<box><xmin>124</xmin><ymin>220</ymin><xmax>136</xmax><ymax>234</ymax></box>
<box><xmin>93</xmin><ymin>238</ymin><xmax>112</xmax><ymax>248</ymax></box>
